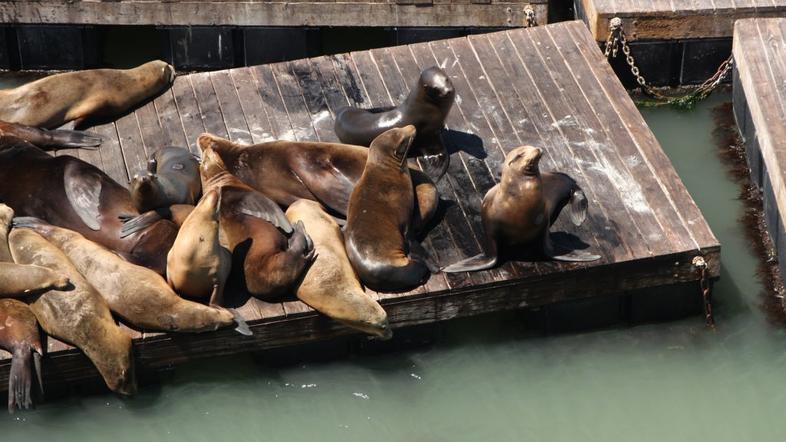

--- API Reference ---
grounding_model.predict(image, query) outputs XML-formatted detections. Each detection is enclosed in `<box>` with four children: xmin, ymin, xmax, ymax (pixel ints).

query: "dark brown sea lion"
<box><xmin>0</xmin><ymin>203</ymin><xmax>71</xmax><ymax>298</ymax></box>
<box><xmin>285</xmin><ymin>199</ymin><xmax>391</xmax><ymax>338</ymax></box>
<box><xmin>200</xmin><ymin>141</ymin><xmax>316</xmax><ymax>300</ymax></box>
<box><xmin>334</xmin><ymin>66</ymin><xmax>455</xmax><ymax>180</ymax></box>
<box><xmin>0</xmin><ymin>60</ymin><xmax>175</xmax><ymax>129</ymax></box>
<box><xmin>443</xmin><ymin>146</ymin><xmax>601</xmax><ymax>273</ymax></box>
<box><xmin>0</xmin><ymin>120</ymin><xmax>102</xmax><ymax>150</ymax></box>
<box><xmin>12</xmin><ymin>219</ymin><xmax>249</xmax><ymax>335</ymax></box>
<box><xmin>167</xmin><ymin>189</ymin><xmax>230</xmax><ymax>306</ymax></box>
<box><xmin>130</xmin><ymin>146</ymin><xmax>201</xmax><ymax>213</ymax></box>
<box><xmin>344</xmin><ymin>126</ymin><xmax>434</xmax><ymax>293</ymax></box>
<box><xmin>0</xmin><ymin>136</ymin><xmax>178</xmax><ymax>274</ymax></box>
<box><xmin>196</xmin><ymin>133</ymin><xmax>439</xmax><ymax>232</ymax></box>
<box><xmin>0</xmin><ymin>298</ymin><xmax>43</xmax><ymax>413</ymax></box>
<box><xmin>9</xmin><ymin>229</ymin><xmax>136</xmax><ymax>396</ymax></box>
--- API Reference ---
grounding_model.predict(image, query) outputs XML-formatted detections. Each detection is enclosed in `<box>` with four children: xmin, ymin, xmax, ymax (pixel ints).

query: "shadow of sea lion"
<box><xmin>441</xmin><ymin>129</ymin><xmax>485</xmax><ymax>159</ymax></box>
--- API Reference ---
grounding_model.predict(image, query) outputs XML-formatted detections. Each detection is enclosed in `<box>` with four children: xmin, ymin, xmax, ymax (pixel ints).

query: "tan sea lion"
<box><xmin>0</xmin><ymin>120</ymin><xmax>102</xmax><ymax>150</ymax></box>
<box><xmin>130</xmin><ymin>146</ymin><xmax>202</xmax><ymax>213</ymax></box>
<box><xmin>0</xmin><ymin>136</ymin><xmax>178</xmax><ymax>274</ymax></box>
<box><xmin>0</xmin><ymin>60</ymin><xmax>175</xmax><ymax>129</ymax></box>
<box><xmin>285</xmin><ymin>199</ymin><xmax>391</xmax><ymax>339</ymax></box>
<box><xmin>334</xmin><ymin>66</ymin><xmax>455</xmax><ymax>180</ymax></box>
<box><xmin>166</xmin><ymin>189</ymin><xmax>230</xmax><ymax>306</ymax></box>
<box><xmin>0</xmin><ymin>299</ymin><xmax>43</xmax><ymax>413</ymax></box>
<box><xmin>12</xmin><ymin>218</ymin><xmax>250</xmax><ymax>335</ymax></box>
<box><xmin>344</xmin><ymin>126</ymin><xmax>434</xmax><ymax>293</ymax></box>
<box><xmin>443</xmin><ymin>146</ymin><xmax>601</xmax><ymax>273</ymax></box>
<box><xmin>197</xmin><ymin>133</ymin><xmax>439</xmax><ymax>232</ymax></box>
<box><xmin>0</xmin><ymin>203</ymin><xmax>71</xmax><ymax>298</ymax></box>
<box><xmin>200</xmin><ymin>141</ymin><xmax>316</xmax><ymax>299</ymax></box>
<box><xmin>8</xmin><ymin>229</ymin><xmax>136</xmax><ymax>396</ymax></box>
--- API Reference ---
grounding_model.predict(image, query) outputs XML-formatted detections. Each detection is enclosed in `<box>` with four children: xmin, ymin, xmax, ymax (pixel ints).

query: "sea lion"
<box><xmin>0</xmin><ymin>299</ymin><xmax>43</xmax><ymax>413</ymax></box>
<box><xmin>0</xmin><ymin>136</ymin><xmax>178</xmax><ymax>274</ymax></box>
<box><xmin>344</xmin><ymin>126</ymin><xmax>433</xmax><ymax>293</ymax></box>
<box><xmin>334</xmin><ymin>66</ymin><xmax>455</xmax><ymax>180</ymax></box>
<box><xmin>8</xmin><ymin>229</ymin><xmax>136</xmax><ymax>396</ymax></box>
<box><xmin>0</xmin><ymin>60</ymin><xmax>175</xmax><ymax>129</ymax></box>
<box><xmin>0</xmin><ymin>120</ymin><xmax>102</xmax><ymax>150</ymax></box>
<box><xmin>443</xmin><ymin>146</ymin><xmax>601</xmax><ymax>273</ymax></box>
<box><xmin>196</xmin><ymin>133</ymin><xmax>439</xmax><ymax>232</ymax></box>
<box><xmin>166</xmin><ymin>189</ymin><xmax>230</xmax><ymax>306</ymax></box>
<box><xmin>12</xmin><ymin>219</ymin><xmax>249</xmax><ymax>335</ymax></box>
<box><xmin>200</xmin><ymin>141</ymin><xmax>316</xmax><ymax>299</ymax></box>
<box><xmin>285</xmin><ymin>199</ymin><xmax>391</xmax><ymax>339</ymax></box>
<box><xmin>0</xmin><ymin>203</ymin><xmax>71</xmax><ymax>298</ymax></box>
<box><xmin>130</xmin><ymin>146</ymin><xmax>201</xmax><ymax>213</ymax></box>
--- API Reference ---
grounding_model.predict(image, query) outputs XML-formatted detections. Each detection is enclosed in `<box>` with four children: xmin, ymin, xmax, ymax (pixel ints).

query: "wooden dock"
<box><xmin>733</xmin><ymin>18</ymin><xmax>786</xmax><ymax>281</ymax></box>
<box><xmin>576</xmin><ymin>0</ymin><xmax>786</xmax><ymax>42</ymax></box>
<box><xmin>0</xmin><ymin>20</ymin><xmax>720</xmax><ymax>392</ymax></box>
<box><xmin>0</xmin><ymin>0</ymin><xmax>547</xmax><ymax>28</ymax></box>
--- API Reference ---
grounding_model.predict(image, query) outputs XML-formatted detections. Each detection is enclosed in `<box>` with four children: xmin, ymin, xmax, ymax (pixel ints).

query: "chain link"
<box><xmin>693</xmin><ymin>256</ymin><xmax>715</xmax><ymax>328</ymax></box>
<box><xmin>524</xmin><ymin>5</ymin><xmax>538</xmax><ymax>28</ymax></box>
<box><xmin>604</xmin><ymin>17</ymin><xmax>733</xmax><ymax>110</ymax></box>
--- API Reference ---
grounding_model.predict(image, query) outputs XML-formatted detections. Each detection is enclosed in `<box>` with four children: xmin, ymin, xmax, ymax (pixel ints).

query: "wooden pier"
<box><xmin>0</xmin><ymin>0</ymin><xmax>548</xmax><ymax>28</ymax></box>
<box><xmin>0</xmin><ymin>20</ymin><xmax>720</xmax><ymax>392</ymax></box>
<box><xmin>733</xmin><ymin>18</ymin><xmax>786</xmax><ymax>280</ymax></box>
<box><xmin>575</xmin><ymin>0</ymin><xmax>786</xmax><ymax>86</ymax></box>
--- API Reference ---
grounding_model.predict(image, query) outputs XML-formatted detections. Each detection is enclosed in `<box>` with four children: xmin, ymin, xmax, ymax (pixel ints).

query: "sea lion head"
<box><xmin>368</xmin><ymin>126</ymin><xmax>416</xmax><ymax>169</ymax></box>
<box><xmin>505</xmin><ymin>145</ymin><xmax>543</xmax><ymax>177</ymax></box>
<box><xmin>129</xmin><ymin>170</ymin><xmax>164</xmax><ymax>212</ymax></box>
<box><xmin>143</xmin><ymin>60</ymin><xmax>176</xmax><ymax>88</ymax></box>
<box><xmin>418</xmin><ymin>67</ymin><xmax>455</xmax><ymax>105</ymax></box>
<box><xmin>198</xmin><ymin>134</ymin><xmax>230</xmax><ymax>180</ymax></box>
<box><xmin>340</xmin><ymin>306</ymin><xmax>392</xmax><ymax>340</ymax></box>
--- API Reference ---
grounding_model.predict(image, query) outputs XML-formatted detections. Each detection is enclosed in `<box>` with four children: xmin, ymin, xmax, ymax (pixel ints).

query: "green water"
<box><xmin>3</xmin><ymin>92</ymin><xmax>785</xmax><ymax>441</ymax></box>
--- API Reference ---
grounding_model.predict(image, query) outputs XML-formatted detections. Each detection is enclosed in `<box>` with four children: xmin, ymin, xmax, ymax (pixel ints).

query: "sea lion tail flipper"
<box><xmin>229</xmin><ymin>308</ymin><xmax>253</xmax><ymax>336</ymax></box>
<box><xmin>8</xmin><ymin>349</ymin><xmax>34</xmax><ymax>413</ymax></box>
<box><xmin>441</xmin><ymin>254</ymin><xmax>498</xmax><ymax>273</ymax></box>
<box><xmin>44</xmin><ymin>129</ymin><xmax>103</xmax><ymax>149</ymax></box>
<box><xmin>11</xmin><ymin>216</ymin><xmax>49</xmax><ymax>230</ymax></box>
<box><xmin>119</xmin><ymin>211</ymin><xmax>164</xmax><ymax>238</ymax></box>
<box><xmin>569</xmin><ymin>188</ymin><xmax>589</xmax><ymax>227</ymax></box>
<box><xmin>418</xmin><ymin>151</ymin><xmax>449</xmax><ymax>182</ymax></box>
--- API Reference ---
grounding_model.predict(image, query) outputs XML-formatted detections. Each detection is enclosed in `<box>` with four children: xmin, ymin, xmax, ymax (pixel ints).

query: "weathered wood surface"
<box><xmin>0</xmin><ymin>0</ymin><xmax>547</xmax><ymax>28</ymax></box>
<box><xmin>0</xmin><ymin>21</ymin><xmax>720</xmax><ymax>391</ymax></box>
<box><xmin>733</xmin><ymin>18</ymin><xmax>786</xmax><ymax>276</ymax></box>
<box><xmin>577</xmin><ymin>0</ymin><xmax>786</xmax><ymax>41</ymax></box>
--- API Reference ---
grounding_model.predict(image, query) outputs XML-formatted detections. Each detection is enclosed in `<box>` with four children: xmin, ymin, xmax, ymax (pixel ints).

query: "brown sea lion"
<box><xmin>443</xmin><ymin>146</ymin><xmax>601</xmax><ymax>273</ymax></box>
<box><xmin>0</xmin><ymin>136</ymin><xmax>178</xmax><ymax>274</ymax></box>
<box><xmin>0</xmin><ymin>299</ymin><xmax>43</xmax><ymax>413</ymax></box>
<box><xmin>8</xmin><ymin>229</ymin><xmax>136</xmax><ymax>396</ymax></box>
<box><xmin>344</xmin><ymin>126</ymin><xmax>434</xmax><ymax>293</ymax></box>
<box><xmin>0</xmin><ymin>120</ymin><xmax>102</xmax><ymax>150</ymax></box>
<box><xmin>0</xmin><ymin>60</ymin><xmax>175</xmax><ymax>129</ymax></box>
<box><xmin>197</xmin><ymin>133</ymin><xmax>438</xmax><ymax>232</ymax></box>
<box><xmin>130</xmin><ymin>146</ymin><xmax>201</xmax><ymax>213</ymax></box>
<box><xmin>200</xmin><ymin>141</ymin><xmax>316</xmax><ymax>300</ymax></box>
<box><xmin>285</xmin><ymin>200</ymin><xmax>391</xmax><ymax>338</ymax></box>
<box><xmin>12</xmin><ymin>218</ymin><xmax>249</xmax><ymax>335</ymax></box>
<box><xmin>334</xmin><ymin>66</ymin><xmax>455</xmax><ymax>180</ymax></box>
<box><xmin>167</xmin><ymin>189</ymin><xmax>230</xmax><ymax>306</ymax></box>
<box><xmin>0</xmin><ymin>203</ymin><xmax>71</xmax><ymax>298</ymax></box>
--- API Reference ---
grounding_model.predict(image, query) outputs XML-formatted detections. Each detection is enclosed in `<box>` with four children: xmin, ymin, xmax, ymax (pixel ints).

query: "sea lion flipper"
<box><xmin>416</xmin><ymin>139</ymin><xmax>449</xmax><ymax>182</ymax></box>
<box><xmin>7</xmin><ymin>349</ymin><xmax>33</xmax><ymax>413</ymax></box>
<box><xmin>33</xmin><ymin>351</ymin><xmax>43</xmax><ymax>397</ymax></box>
<box><xmin>229</xmin><ymin>308</ymin><xmax>253</xmax><ymax>336</ymax></box>
<box><xmin>119</xmin><ymin>211</ymin><xmax>163</xmax><ymax>238</ymax></box>
<box><xmin>569</xmin><ymin>188</ymin><xmax>588</xmax><ymax>227</ymax></box>
<box><xmin>235</xmin><ymin>191</ymin><xmax>293</xmax><ymax>234</ymax></box>
<box><xmin>64</xmin><ymin>162</ymin><xmax>102</xmax><ymax>231</ymax></box>
<box><xmin>441</xmin><ymin>254</ymin><xmax>498</xmax><ymax>273</ymax></box>
<box><xmin>543</xmin><ymin>234</ymin><xmax>600</xmax><ymax>262</ymax></box>
<box><xmin>294</xmin><ymin>162</ymin><xmax>355</xmax><ymax>217</ymax></box>
<box><xmin>43</xmin><ymin>129</ymin><xmax>103</xmax><ymax>149</ymax></box>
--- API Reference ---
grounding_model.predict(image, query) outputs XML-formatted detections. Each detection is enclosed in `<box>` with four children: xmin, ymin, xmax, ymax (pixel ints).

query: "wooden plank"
<box><xmin>250</xmin><ymin>64</ymin><xmax>298</xmax><ymax>140</ymax></box>
<box><xmin>228</xmin><ymin>67</ymin><xmax>277</xmax><ymax>144</ymax></box>
<box><xmin>171</xmin><ymin>75</ymin><xmax>207</xmax><ymax>154</ymax></box>
<box><xmin>134</xmin><ymin>102</ymin><xmax>167</xmax><ymax>157</ymax></box>
<box><xmin>210</xmin><ymin>70</ymin><xmax>254</xmax><ymax>144</ymax></box>
<box><xmin>115</xmin><ymin>112</ymin><xmax>148</xmax><ymax>180</ymax></box>
<box><xmin>0</xmin><ymin>1</ymin><xmax>546</xmax><ymax>28</ymax></box>
<box><xmin>191</xmin><ymin>72</ymin><xmax>230</xmax><ymax>140</ymax></box>
<box><xmin>152</xmin><ymin>88</ymin><xmax>189</xmax><ymax>148</ymax></box>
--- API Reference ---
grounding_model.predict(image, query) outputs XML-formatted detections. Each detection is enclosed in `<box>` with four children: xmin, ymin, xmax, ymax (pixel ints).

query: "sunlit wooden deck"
<box><xmin>0</xmin><ymin>20</ymin><xmax>720</xmax><ymax>391</ymax></box>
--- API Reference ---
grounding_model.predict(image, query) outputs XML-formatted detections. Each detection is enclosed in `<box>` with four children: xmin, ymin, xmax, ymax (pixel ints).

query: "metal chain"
<box><xmin>605</xmin><ymin>17</ymin><xmax>734</xmax><ymax>110</ymax></box>
<box><xmin>524</xmin><ymin>5</ymin><xmax>538</xmax><ymax>28</ymax></box>
<box><xmin>693</xmin><ymin>256</ymin><xmax>715</xmax><ymax>328</ymax></box>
